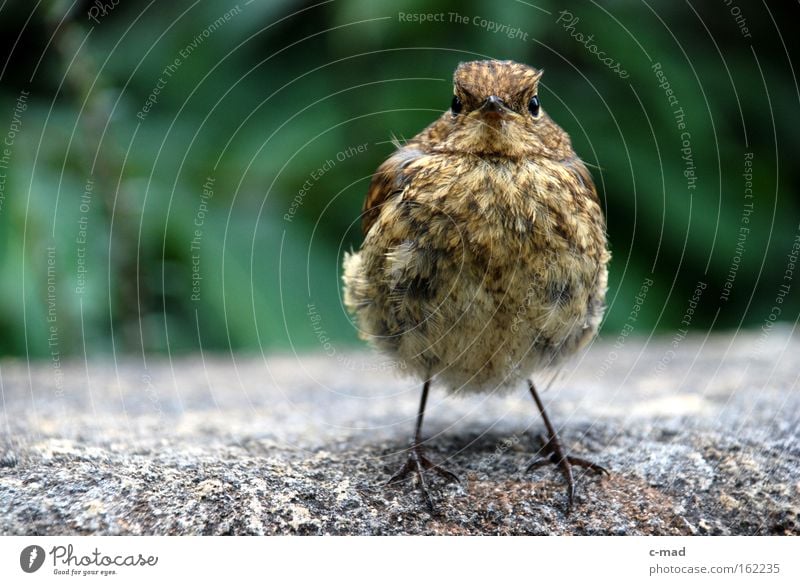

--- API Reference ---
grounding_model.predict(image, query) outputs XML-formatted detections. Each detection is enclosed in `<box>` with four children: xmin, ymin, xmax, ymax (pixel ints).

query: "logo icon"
<box><xmin>20</xmin><ymin>545</ymin><xmax>46</xmax><ymax>573</ymax></box>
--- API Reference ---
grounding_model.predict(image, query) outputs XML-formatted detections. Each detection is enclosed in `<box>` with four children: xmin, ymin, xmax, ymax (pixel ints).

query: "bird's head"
<box><xmin>425</xmin><ymin>60</ymin><xmax>572</xmax><ymax>159</ymax></box>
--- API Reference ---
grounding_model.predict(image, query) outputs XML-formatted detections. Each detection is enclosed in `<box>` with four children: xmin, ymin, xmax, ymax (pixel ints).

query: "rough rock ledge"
<box><xmin>1</xmin><ymin>330</ymin><xmax>798</xmax><ymax>535</ymax></box>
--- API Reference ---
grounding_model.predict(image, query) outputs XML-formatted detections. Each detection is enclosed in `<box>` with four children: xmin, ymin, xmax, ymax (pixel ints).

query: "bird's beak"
<box><xmin>479</xmin><ymin>95</ymin><xmax>509</xmax><ymax>120</ymax></box>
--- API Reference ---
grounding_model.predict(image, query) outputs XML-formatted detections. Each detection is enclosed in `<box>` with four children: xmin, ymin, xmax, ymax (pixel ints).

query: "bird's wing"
<box><xmin>361</xmin><ymin>146</ymin><xmax>425</xmax><ymax>236</ymax></box>
<box><xmin>566</xmin><ymin>156</ymin><xmax>600</xmax><ymax>204</ymax></box>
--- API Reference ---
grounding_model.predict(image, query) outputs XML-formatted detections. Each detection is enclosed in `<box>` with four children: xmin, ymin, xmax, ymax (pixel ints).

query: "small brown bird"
<box><xmin>343</xmin><ymin>59</ymin><xmax>610</xmax><ymax>511</ymax></box>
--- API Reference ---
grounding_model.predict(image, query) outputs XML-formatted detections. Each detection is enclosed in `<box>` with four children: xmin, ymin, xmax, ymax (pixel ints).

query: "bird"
<box><xmin>342</xmin><ymin>59</ymin><xmax>610</xmax><ymax>512</ymax></box>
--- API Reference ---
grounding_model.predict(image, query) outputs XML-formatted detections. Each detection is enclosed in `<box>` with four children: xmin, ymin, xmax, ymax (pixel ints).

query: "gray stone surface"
<box><xmin>1</xmin><ymin>329</ymin><xmax>798</xmax><ymax>535</ymax></box>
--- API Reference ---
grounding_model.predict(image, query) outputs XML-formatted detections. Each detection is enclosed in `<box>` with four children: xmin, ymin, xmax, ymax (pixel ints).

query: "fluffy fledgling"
<box><xmin>343</xmin><ymin>60</ymin><xmax>610</xmax><ymax>511</ymax></box>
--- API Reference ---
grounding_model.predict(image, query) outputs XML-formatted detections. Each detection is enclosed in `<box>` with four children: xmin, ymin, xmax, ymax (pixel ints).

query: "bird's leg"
<box><xmin>526</xmin><ymin>379</ymin><xmax>608</xmax><ymax>513</ymax></box>
<box><xmin>386</xmin><ymin>379</ymin><xmax>459</xmax><ymax>511</ymax></box>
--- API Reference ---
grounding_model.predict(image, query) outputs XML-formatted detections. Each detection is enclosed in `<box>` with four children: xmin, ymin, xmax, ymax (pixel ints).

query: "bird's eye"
<box><xmin>451</xmin><ymin>95</ymin><xmax>463</xmax><ymax>114</ymax></box>
<box><xmin>528</xmin><ymin>95</ymin><xmax>540</xmax><ymax>117</ymax></box>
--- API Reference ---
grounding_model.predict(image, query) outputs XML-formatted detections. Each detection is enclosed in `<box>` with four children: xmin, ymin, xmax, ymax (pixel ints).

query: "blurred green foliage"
<box><xmin>0</xmin><ymin>0</ymin><xmax>797</xmax><ymax>358</ymax></box>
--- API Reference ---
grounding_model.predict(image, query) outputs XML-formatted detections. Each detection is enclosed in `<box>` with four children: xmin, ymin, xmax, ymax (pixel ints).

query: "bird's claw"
<box><xmin>386</xmin><ymin>444</ymin><xmax>460</xmax><ymax>512</ymax></box>
<box><xmin>525</xmin><ymin>435</ymin><xmax>608</xmax><ymax>513</ymax></box>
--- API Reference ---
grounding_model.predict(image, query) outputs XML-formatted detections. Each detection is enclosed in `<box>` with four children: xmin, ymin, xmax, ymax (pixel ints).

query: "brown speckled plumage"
<box><xmin>345</xmin><ymin>60</ymin><xmax>609</xmax><ymax>392</ymax></box>
<box><xmin>342</xmin><ymin>60</ymin><xmax>611</xmax><ymax>510</ymax></box>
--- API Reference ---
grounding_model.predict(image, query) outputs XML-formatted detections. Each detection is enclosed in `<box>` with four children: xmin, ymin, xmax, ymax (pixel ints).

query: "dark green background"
<box><xmin>0</xmin><ymin>0</ymin><xmax>797</xmax><ymax>358</ymax></box>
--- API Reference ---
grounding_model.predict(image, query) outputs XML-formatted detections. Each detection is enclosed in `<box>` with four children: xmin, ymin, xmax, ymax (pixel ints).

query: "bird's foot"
<box><xmin>386</xmin><ymin>443</ymin><xmax>460</xmax><ymax>512</ymax></box>
<box><xmin>526</xmin><ymin>433</ymin><xmax>609</xmax><ymax>513</ymax></box>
